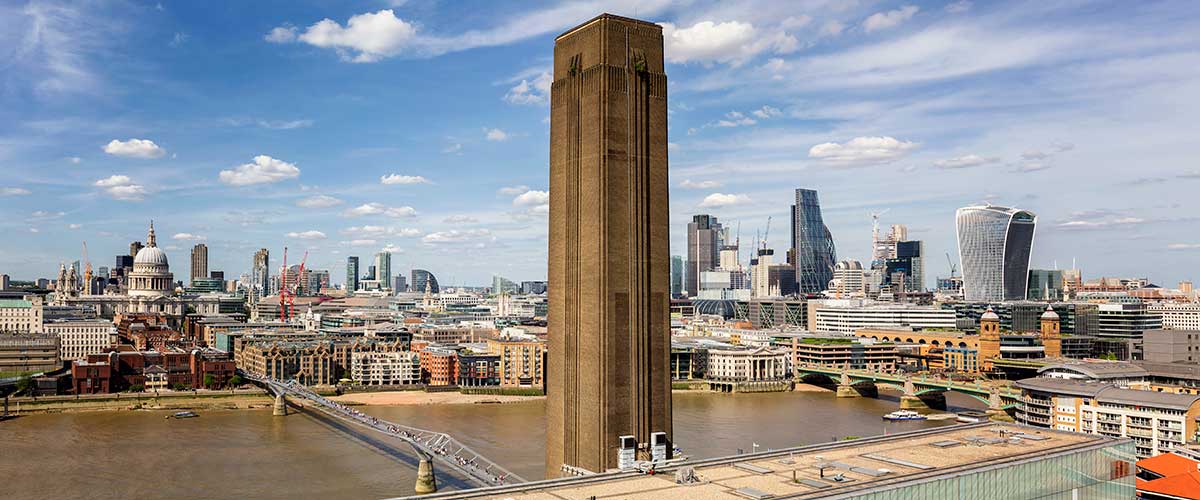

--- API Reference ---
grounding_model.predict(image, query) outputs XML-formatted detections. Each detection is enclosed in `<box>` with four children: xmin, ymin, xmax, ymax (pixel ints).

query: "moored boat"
<box><xmin>882</xmin><ymin>410</ymin><xmax>926</xmax><ymax>421</ymax></box>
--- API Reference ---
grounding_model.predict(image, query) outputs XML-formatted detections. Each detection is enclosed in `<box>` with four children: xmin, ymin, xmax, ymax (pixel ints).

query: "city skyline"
<box><xmin>3</xmin><ymin>1</ymin><xmax>1200</xmax><ymax>286</ymax></box>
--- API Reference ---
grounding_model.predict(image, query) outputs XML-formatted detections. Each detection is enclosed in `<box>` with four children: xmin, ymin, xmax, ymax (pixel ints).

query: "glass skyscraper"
<box><xmin>686</xmin><ymin>215</ymin><xmax>722</xmax><ymax>297</ymax></box>
<box><xmin>956</xmin><ymin>204</ymin><xmax>1037</xmax><ymax>302</ymax></box>
<box><xmin>411</xmin><ymin>269</ymin><xmax>439</xmax><ymax>294</ymax></box>
<box><xmin>670</xmin><ymin>255</ymin><xmax>683</xmax><ymax>298</ymax></box>
<box><xmin>346</xmin><ymin>256</ymin><xmax>359</xmax><ymax>292</ymax></box>
<box><xmin>791</xmin><ymin>188</ymin><xmax>836</xmax><ymax>294</ymax></box>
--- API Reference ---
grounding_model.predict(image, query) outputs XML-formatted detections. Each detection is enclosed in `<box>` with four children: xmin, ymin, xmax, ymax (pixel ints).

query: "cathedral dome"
<box><xmin>135</xmin><ymin>246</ymin><xmax>169</xmax><ymax>267</ymax></box>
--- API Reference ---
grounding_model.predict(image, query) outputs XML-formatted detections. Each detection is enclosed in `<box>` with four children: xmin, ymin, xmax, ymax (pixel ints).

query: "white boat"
<box><xmin>882</xmin><ymin>410</ymin><xmax>927</xmax><ymax>421</ymax></box>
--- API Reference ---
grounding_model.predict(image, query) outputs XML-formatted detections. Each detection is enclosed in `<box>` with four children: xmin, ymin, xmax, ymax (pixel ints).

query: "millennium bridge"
<box><xmin>794</xmin><ymin>364</ymin><xmax>1022</xmax><ymax>416</ymax></box>
<box><xmin>242</xmin><ymin>372</ymin><xmax>526</xmax><ymax>494</ymax></box>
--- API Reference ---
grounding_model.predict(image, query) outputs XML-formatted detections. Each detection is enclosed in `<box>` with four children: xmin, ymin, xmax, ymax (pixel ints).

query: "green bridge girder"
<box><xmin>796</xmin><ymin>366</ymin><xmax>1022</xmax><ymax>409</ymax></box>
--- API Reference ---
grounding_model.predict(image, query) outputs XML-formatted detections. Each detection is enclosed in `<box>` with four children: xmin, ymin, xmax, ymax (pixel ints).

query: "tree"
<box><xmin>171</xmin><ymin>382</ymin><xmax>188</xmax><ymax>391</ymax></box>
<box><xmin>202</xmin><ymin>374</ymin><xmax>215</xmax><ymax>389</ymax></box>
<box><xmin>228</xmin><ymin>375</ymin><xmax>243</xmax><ymax>388</ymax></box>
<box><xmin>1101</xmin><ymin>352</ymin><xmax>1118</xmax><ymax>361</ymax></box>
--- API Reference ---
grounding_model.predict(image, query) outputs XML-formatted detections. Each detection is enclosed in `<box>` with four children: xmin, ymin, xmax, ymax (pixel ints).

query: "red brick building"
<box><xmin>418</xmin><ymin>346</ymin><xmax>458</xmax><ymax>386</ymax></box>
<box><xmin>71</xmin><ymin>347</ymin><xmax>234</xmax><ymax>394</ymax></box>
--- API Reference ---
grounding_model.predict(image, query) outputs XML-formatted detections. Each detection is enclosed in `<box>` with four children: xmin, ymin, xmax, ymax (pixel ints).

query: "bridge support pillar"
<box><xmin>273</xmin><ymin>393</ymin><xmax>288</xmax><ymax>416</ymax></box>
<box><xmin>987</xmin><ymin>389</ymin><xmax>1014</xmax><ymax>422</ymax></box>
<box><xmin>414</xmin><ymin>458</ymin><xmax>438</xmax><ymax>495</ymax></box>
<box><xmin>899</xmin><ymin>378</ymin><xmax>928</xmax><ymax>409</ymax></box>
<box><xmin>836</xmin><ymin>372</ymin><xmax>859</xmax><ymax>398</ymax></box>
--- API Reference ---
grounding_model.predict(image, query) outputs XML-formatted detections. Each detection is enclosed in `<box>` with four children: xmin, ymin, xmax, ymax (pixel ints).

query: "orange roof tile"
<box><xmin>1139</xmin><ymin>452</ymin><xmax>1200</xmax><ymax>478</ymax></box>
<box><xmin>1138</xmin><ymin>470</ymin><xmax>1200</xmax><ymax>500</ymax></box>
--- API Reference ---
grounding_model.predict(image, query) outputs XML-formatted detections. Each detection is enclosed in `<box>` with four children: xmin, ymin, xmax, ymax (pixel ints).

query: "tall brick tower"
<box><xmin>979</xmin><ymin>307</ymin><xmax>1002</xmax><ymax>371</ymax></box>
<box><xmin>1040</xmin><ymin>305</ymin><xmax>1062</xmax><ymax>358</ymax></box>
<box><xmin>546</xmin><ymin>14</ymin><xmax>672</xmax><ymax>477</ymax></box>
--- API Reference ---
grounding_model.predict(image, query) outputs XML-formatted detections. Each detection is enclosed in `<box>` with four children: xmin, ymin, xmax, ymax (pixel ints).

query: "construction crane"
<box><xmin>82</xmin><ymin>241</ymin><xmax>92</xmax><ymax>294</ymax></box>
<box><xmin>291</xmin><ymin>250</ymin><xmax>309</xmax><ymax>321</ymax></box>
<box><xmin>761</xmin><ymin>216</ymin><xmax>772</xmax><ymax>251</ymax></box>
<box><xmin>945</xmin><ymin>252</ymin><xmax>958</xmax><ymax>278</ymax></box>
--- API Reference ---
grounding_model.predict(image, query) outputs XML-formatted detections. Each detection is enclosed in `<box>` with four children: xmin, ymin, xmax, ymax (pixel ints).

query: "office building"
<box><xmin>791</xmin><ymin>338</ymin><xmax>898</xmax><ymax>371</ymax></box>
<box><xmin>670</xmin><ymin>255</ymin><xmax>683</xmax><ymax>298</ymax></box>
<box><xmin>393</xmin><ymin>275</ymin><xmax>407</xmax><ymax>293</ymax></box>
<box><xmin>686</xmin><ymin>214</ymin><xmax>722</xmax><ymax>297</ymax></box>
<box><xmin>44</xmin><ymin>319</ymin><xmax>115</xmax><ymax>361</ymax></box>
<box><xmin>190</xmin><ymin>243</ymin><xmax>208</xmax><ymax>285</ymax></box>
<box><xmin>792</xmin><ymin>188</ymin><xmax>837</xmax><ymax>294</ymax></box>
<box><xmin>519</xmin><ymin>280</ymin><xmax>547</xmax><ymax>295</ymax></box>
<box><xmin>0</xmin><ymin>334</ymin><xmax>59</xmax><ymax>372</ymax></box>
<box><xmin>1149</xmin><ymin>302</ymin><xmax>1200</xmax><ymax>330</ymax></box>
<box><xmin>1143</xmin><ymin>329</ymin><xmax>1200</xmax><ymax>363</ymax></box>
<box><xmin>411</xmin><ymin>269</ymin><xmax>439</xmax><ymax>294</ymax></box>
<box><xmin>0</xmin><ymin>295</ymin><xmax>44</xmax><ymax>333</ymax></box>
<box><xmin>252</xmin><ymin>248</ymin><xmax>269</xmax><ymax>300</ymax></box>
<box><xmin>1028</xmin><ymin>269</ymin><xmax>1065</xmax><ymax>301</ymax></box>
<box><xmin>374</xmin><ymin>252</ymin><xmax>392</xmax><ymax>291</ymax></box>
<box><xmin>547</xmin><ymin>14</ymin><xmax>672</xmax><ymax>477</ymax></box>
<box><xmin>955</xmin><ymin>205</ymin><xmax>1037</xmax><ymax>302</ymax></box>
<box><xmin>492</xmin><ymin>275</ymin><xmax>518</xmax><ymax>295</ymax></box>
<box><xmin>810</xmin><ymin>300</ymin><xmax>957</xmax><ymax>335</ymax></box>
<box><xmin>829</xmin><ymin>260</ymin><xmax>867</xmax><ymax>297</ymax></box>
<box><xmin>0</xmin><ymin>274</ymin><xmax>8</xmax><ymax>291</ymax></box>
<box><xmin>885</xmin><ymin>240</ymin><xmax>924</xmax><ymax>292</ymax></box>
<box><xmin>1098</xmin><ymin>302</ymin><xmax>1163</xmax><ymax>339</ymax></box>
<box><xmin>346</xmin><ymin>256</ymin><xmax>359</xmax><ymax>293</ymax></box>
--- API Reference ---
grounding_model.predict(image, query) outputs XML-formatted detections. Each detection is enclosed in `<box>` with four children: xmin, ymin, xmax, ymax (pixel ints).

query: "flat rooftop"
<box><xmin>405</xmin><ymin>423</ymin><xmax>1116</xmax><ymax>500</ymax></box>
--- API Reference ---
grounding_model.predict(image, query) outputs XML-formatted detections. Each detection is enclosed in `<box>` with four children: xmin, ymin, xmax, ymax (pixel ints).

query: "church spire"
<box><xmin>147</xmin><ymin>220</ymin><xmax>157</xmax><ymax>247</ymax></box>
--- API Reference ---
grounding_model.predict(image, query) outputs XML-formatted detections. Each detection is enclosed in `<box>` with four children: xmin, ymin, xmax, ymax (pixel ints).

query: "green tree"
<box><xmin>227</xmin><ymin>375</ymin><xmax>243</xmax><ymax>388</ymax></box>
<box><xmin>1101</xmin><ymin>352</ymin><xmax>1118</xmax><ymax>361</ymax></box>
<box><xmin>202</xmin><ymin>374</ymin><xmax>215</xmax><ymax>389</ymax></box>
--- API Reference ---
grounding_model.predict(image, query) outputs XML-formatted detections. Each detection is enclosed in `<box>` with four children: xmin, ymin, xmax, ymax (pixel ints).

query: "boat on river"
<box><xmin>168</xmin><ymin>411</ymin><xmax>199</xmax><ymax>419</ymax></box>
<box><xmin>882</xmin><ymin>410</ymin><xmax>926</xmax><ymax>421</ymax></box>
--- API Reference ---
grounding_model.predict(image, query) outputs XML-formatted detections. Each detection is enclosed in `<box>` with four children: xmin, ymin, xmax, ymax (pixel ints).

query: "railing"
<box><xmin>244</xmin><ymin>372</ymin><xmax>525</xmax><ymax>487</ymax></box>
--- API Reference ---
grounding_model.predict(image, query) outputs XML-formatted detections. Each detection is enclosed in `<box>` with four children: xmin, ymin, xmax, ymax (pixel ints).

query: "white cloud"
<box><xmin>1057</xmin><ymin>217</ymin><xmax>1145</xmax><ymax>230</ymax></box>
<box><xmin>512</xmin><ymin>190</ymin><xmax>549</xmax><ymax>207</ymax></box>
<box><xmin>286</xmin><ymin>230</ymin><xmax>327</xmax><ymax>240</ymax></box>
<box><xmin>68</xmin><ymin>223</ymin><xmax>82</xmax><ymax>230</ymax></box>
<box><xmin>103</xmin><ymin>138</ymin><xmax>165</xmax><ymax>159</ymax></box>
<box><xmin>345</xmin><ymin>239</ymin><xmax>378</xmax><ymax>247</ymax></box>
<box><xmin>295</xmin><ymin>195</ymin><xmax>343</xmax><ymax>208</ymax></box>
<box><xmin>933</xmin><ymin>154</ymin><xmax>999</xmax><ymax>169</ymax></box>
<box><xmin>504</xmin><ymin>70</ymin><xmax>551</xmax><ymax>105</ymax></box>
<box><xmin>264</xmin><ymin>25</ymin><xmax>297</xmax><ymax>43</ymax></box>
<box><xmin>421</xmin><ymin>228</ymin><xmax>493</xmax><ymax>245</ymax></box>
<box><xmin>443</xmin><ymin>215</ymin><xmax>479</xmax><ymax>224</ymax></box>
<box><xmin>282</xmin><ymin>9</ymin><xmax>417</xmax><ymax>63</ymax></box>
<box><xmin>660</xmin><ymin>20</ymin><xmax>796</xmax><ymax>66</ymax></box>
<box><xmin>219</xmin><ymin>155</ymin><xmax>300</xmax><ymax>186</ymax></box>
<box><xmin>442</xmin><ymin>143</ymin><xmax>462</xmax><ymax>154</ymax></box>
<box><xmin>94</xmin><ymin>175</ymin><xmax>147</xmax><ymax>201</ymax></box>
<box><xmin>342</xmin><ymin>225</ymin><xmax>421</xmax><ymax>237</ymax></box>
<box><xmin>67</xmin><ymin>157</ymin><xmax>81</xmax><ymax>164</ymax></box>
<box><xmin>1020</xmin><ymin>150</ymin><xmax>1050</xmax><ymax>161</ymax></box>
<box><xmin>680</xmin><ymin>179</ymin><xmax>721</xmax><ymax>189</ymax></box>
<box><xmin>498</xmin><ymin>185</ymin><xmax>529</xmax><ymax>195</ymax></box>
<box><xmin>945</xmin><ymin>1</ymin><xmax>972</xmax><ymax>13</ymax></box>
<box><xmin>484</xmin><ymin>127</ymin><xmax>509</xmax><ymax>141</ymax></box>
<box><xmin>699</xmin><ymin>192</ymin><xmax>752</xmax><ymax>208</ymax></box>
<box><xmin>1014</xmin><ymin>161</ymin><xmax>1052</xmax><ymax>173</ymax></box>
<box><xmin>808</xmin><ymin>136</ymin><xmax>918</xmax><ymax>166</ymax></box>
<box><xmin>30</xmin><ymin>210</ymin><xmax>64</xmax><ymax>219</ymax></box>
<box><xmin>0</xmin><ymin>187</ymin><xmax>31</xmax><ymax>196</ymax></box>
<box><xmin>863</xmin><ymin>5</ymin><xmax>920</xmax><ymax>33</ymax></box>
<box><xmin>380</xmin><ymin>244</ymin><xmax>403</xmax><ymax>253</ymax></box>
<box><xmin>714</xmin><ymin>111</ymin><xmax>757</xmax><ymax>128</ymax></box>
<box><xmin>172</xmin><ymin>233</ymin><xmax>206</xmax><ymax>241</ymax></box>
<box><xmin>820</xmin><ymin>21</ymin><xmax>846</xmax><ymax>37</ymax></box>
<box><xmin>751</xmin><ymin>105</ymin><xmax>783</xmax><ymax>119</ymax></box>
<box><xmin>380</xmin><ymin>174</ymin><xmax>431</xmax><ymax>185</ymax></box>
<box><xmin>1168</xmin><ymin>243</ymin><xmax>1200</xmax><ymax>250</ymax></box>
<box><xmin>344</xmin><ymin>203</ymin><xmax>417</xmax><ymax>218</ymax></box>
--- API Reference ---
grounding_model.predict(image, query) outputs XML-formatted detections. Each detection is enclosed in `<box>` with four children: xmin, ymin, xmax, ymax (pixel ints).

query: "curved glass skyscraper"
<box><xmin>410</xmin><ymin>269</ymin><xmax>439</xmax><ymax>294</ymax></box>
<box><xmin>792</xmin><ymin>188</ymin><xmax>837</xmax><ymax>294</ymax></box>
<box><xmin>956</xmin><ymin>205</ymin><xmax>1037</xmax><ymax>302</ymax></box>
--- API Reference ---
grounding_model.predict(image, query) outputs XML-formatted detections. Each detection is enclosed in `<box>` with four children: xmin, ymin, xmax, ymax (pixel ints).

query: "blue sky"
<box><xmin>1</xmin><ymin>0</ymin><xmax>1198</xmax><ymax>287</ymax></box>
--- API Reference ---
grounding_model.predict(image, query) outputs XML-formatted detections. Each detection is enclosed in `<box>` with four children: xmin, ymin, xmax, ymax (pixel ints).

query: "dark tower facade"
<box><xmin>547</xmin><ymin>14</ymin><xmax>672</xmax><ymax>477</ymax></box>
<box><xmin>792</xmin><ymin>188</ymin><xmax>837</xmax><ymax>294</ymax></box>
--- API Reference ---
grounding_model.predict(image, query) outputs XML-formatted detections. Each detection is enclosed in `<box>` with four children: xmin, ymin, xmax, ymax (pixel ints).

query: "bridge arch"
<box><xmin>931</xmin><ymin>340</ymin><xmax>940</xmax><ymax>347</ymax></box>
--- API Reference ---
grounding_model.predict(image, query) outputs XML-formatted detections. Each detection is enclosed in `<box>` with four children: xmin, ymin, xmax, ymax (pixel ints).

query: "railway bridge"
<box><xmin>794</xmin><ymin>364</ymin><xmax>1021</xmax><ymax>419</ymax></box>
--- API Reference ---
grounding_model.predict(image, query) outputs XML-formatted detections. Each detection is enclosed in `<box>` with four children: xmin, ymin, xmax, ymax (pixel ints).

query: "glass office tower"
<box><xmin>956</xmin><ymin>205</ymin><xmax>1037</xmax><ymax>302</ymax></box>
<box><xmin>792</xmin><ymin>188</ymin><xmax>837</xmax><ymax>294</ymax></box>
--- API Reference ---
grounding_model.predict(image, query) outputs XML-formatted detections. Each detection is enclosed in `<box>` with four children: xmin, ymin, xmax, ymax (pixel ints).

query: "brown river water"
<box><xmin>0</xmin><ymin>391</ymin><xmax>985</xmax><ymax>499</ymax></box>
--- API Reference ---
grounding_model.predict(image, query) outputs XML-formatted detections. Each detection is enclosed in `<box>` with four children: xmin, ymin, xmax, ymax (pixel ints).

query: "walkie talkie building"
<box><xmin>956</xmin><ymin>205</ymin><xmax>1037</xmax><ymax>302</ymax></box>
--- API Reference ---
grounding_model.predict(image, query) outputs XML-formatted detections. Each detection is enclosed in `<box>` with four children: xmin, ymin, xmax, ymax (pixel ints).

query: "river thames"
<box><xmin>1</xmin><ymin>390</ymin><xmax>985</xmax><ymax>499</ymax></box>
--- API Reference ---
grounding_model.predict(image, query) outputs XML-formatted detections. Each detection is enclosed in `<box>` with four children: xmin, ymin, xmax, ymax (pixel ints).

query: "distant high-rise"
<box><xmin>346</xmin><ymin>256</ymin><xmax>360</xmax><ymax>292</ymax></box>
<box><xmin>686</xmin><ymin>214</ymin><xmax>722</xmax><ymax>297</ymax></box>
<box><xmin>190</xmin><ymin>243</ymin><xmax>208</xmax><ymax>285</ymax></box>
<box><xmin>129</xmin><ymin>241</ymin><xmax>143</xmax><ymax>257</ymax></box>
<box><xmin>885</xmin><ymin>240</ymin><xmax>924</xmax><ymax>292</ymax></box>
<box><xmin>670</xmin><ymin>255</ymin><xmax>683</xmax><ymax>298</ymax></box>
<box><xmin>792</xmin><ymin>188</ymin><xmax>837</xmax><ymax>294</ymax></box>
<box><xmin>252</xmin><ymin>248</ymin><xmax>269</xmax><ymax>299</ymax></box>
<box><xmin>547</xmin><ymin>14</ymin><xmax>672</xmax><ymax>477</ymax></box>
<box><xmin>393</xmin><ymin>275</ymin><xmax>407</xmax><ymax>293</ymax></box>
<box><xmin>411</xmin><ymin>269</ymin><xmax>439</xmax><ymax>294</ymax></box>
<box><xmin>374</xmin><ymin>252</ymin><xmax>392</xmax><ymax>291</ymax></box>
<box><xmin>956</xmin><ymin>205</ymin><xmax>1037</xmax><ymax>302</ymax></box>
<box><xmin>492</xmin><ymin>275</ymin><xmax>518</xmax><ymax>295</ymax></box>
<box><xmin>0</xmin><ymin>274</ymin><xmax>8</xmax><ymax>291</ymax></box>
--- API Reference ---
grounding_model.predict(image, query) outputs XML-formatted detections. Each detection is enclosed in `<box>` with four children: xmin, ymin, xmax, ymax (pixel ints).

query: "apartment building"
<box><xmin>1148</xmin><ymin>302</ymin><xmax>1200</xmax><ymax>330</ymax></box>
<box><xmin>350</xmin><ymin>351</ymin><xmax>420</xmax><ymax>386</ymax></box>
<box><xmin>1016</xmin><ymin>377</ymin><xmax>1200</xmax><ymax>458</ymax></box>
<box><xmin>44</xmin><ymin>319</ymin><xmax>115</xmax><ymax>361</ymax></box>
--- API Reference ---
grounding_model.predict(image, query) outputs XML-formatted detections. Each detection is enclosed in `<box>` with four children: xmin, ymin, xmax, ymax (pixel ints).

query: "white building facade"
<box><xmin>351</xmin><ymin>351</ymin><xmax>421</xmax><ymax>385</ymax></box>
<box><xmin>45</xmin><ymin>319</ymin><xmax>116</xmax><ymax>361</ymax></box>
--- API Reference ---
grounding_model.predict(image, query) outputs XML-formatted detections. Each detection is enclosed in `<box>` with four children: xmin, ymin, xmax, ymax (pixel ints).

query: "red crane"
<box><xmin>279</xmin><ymin>247</ymin><xmax>289</xmax><ymax>322</ymax></box>
<box><xmin>290</xmin><ymin>250</ymin><xmax>309</xmax><ymax>322</ymax></box>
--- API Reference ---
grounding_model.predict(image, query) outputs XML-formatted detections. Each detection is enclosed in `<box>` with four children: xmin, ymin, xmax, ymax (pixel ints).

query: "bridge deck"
<box><xmin>247</xmin><ymin>374</ymin><xmax>525</xmax><ymax>488</ymax></box>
